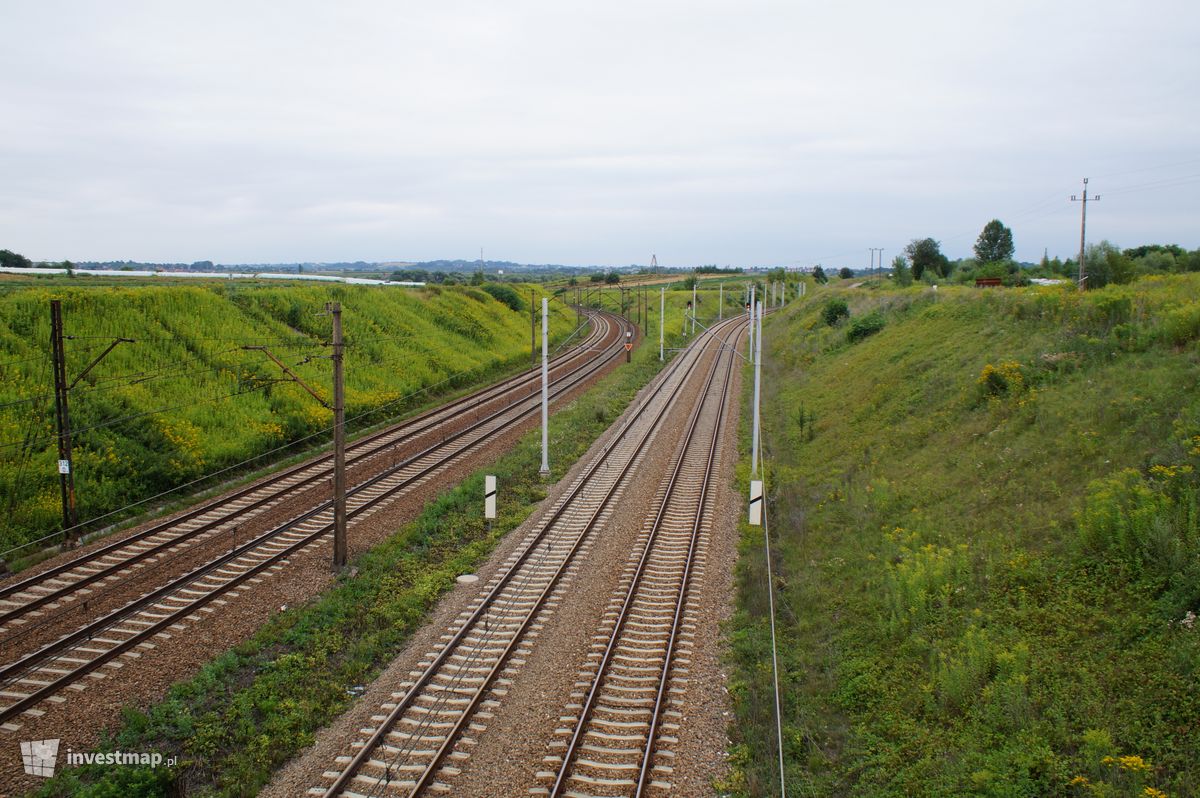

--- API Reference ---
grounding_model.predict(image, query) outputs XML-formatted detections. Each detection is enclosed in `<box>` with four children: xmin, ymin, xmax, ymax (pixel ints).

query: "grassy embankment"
<box><xmin>726</xmin><ymin>275</ymin><xmax>1200</xmax><ymax>797</ymax></box>
<box><xmin>0</xmin><ymin>281</ymin><xmax>576</xmax><ymax>557</ymax></box>
<box><xmin>27</xmin><ymin>285</ymin><xmax>706</xmax><ymax>797</ymax></box>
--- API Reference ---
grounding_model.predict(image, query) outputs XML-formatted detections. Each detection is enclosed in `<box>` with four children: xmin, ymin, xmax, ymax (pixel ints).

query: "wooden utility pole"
<box><xmin>1071</xmin><ymin>178</ymin><xmax>1099</xmax><ymax>291</ymax></box>
<box><xmin>49</xmin><ymin>300</ymin><xmax>77</xmax><ymax>542</ymax></box>
<box><xmin>329</xmin><ymin>302</ymin><xmax>347</xmax><ymax>570</ymax></box>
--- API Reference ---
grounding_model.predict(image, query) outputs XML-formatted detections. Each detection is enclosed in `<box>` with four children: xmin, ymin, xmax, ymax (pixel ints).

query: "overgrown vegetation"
<box><xmin>0</xmin><ymin>283</ymin><xmax>575</xmax><ymax>555</ymax></box>
<box><xmin>29</xmin><ymin>322</ymin><xmax>671</xmax><ymax>798</ymax></box>
<box><xmin>725</xmin><ymin>276</ymin><xmax>1200</xmax><ymax>797</ymax></box>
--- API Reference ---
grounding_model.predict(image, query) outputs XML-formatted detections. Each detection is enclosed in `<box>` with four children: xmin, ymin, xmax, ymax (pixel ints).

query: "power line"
<box><xmin>1100</xmin><ymin>173</ymin><xmax>1200</xmax><ymax>197</ymax></box>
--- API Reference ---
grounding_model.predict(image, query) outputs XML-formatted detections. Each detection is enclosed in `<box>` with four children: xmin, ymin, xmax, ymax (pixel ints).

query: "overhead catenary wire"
<box><xmin>0</xmin><ymin>383</ymin><xmax>282</xmax><ymax>454</ymax></box>
<box><xmin>0</xmin><ymin>330</ymin><xmax>597</xmax><ymax>560</ymax></box>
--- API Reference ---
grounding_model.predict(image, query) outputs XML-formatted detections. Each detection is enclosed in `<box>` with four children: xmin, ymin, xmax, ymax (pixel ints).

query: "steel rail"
<box><xmin>549</xmin><ymin>316</ymin><xmax>742</xmax><ymax>798</ymax></box>
<box><xmin>0</xmin><ymin>314</ymin><xmax>632</xmax><ymax>725</ymax></box>
<box><xmin>0</xmin><ymin>314</ymin><xmax>615</xmax><ymax>628</ymax></box>
<box><xmin>320</xmin><ymin>315</ymin><xmax>736</xmax><ymax>798</ymax></box>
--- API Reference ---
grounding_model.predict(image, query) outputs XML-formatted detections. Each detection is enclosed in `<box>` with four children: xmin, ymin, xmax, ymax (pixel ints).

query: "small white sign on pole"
<box><xmin>484</xmin><ymin>475</ymin><xmax>497</xmax><ymax>520</ymax></box>
<box><xmin>749</xmin><ymin>480</ymin><xmax>763</xmax><ymax>526</ymax></box>
<box><xmin>58</xmin><ymin>459</ymin><xmax>70</xmax><ymax>475</ymax></box>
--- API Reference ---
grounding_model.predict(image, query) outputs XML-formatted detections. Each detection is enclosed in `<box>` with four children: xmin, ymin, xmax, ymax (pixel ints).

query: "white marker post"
<box><xmin>540</xmin><ymin>298</ymin><xmax>550</xmax><ymax>477</ymax></box>
<box><xmin>752</xmin><ymin>299</ymin><xmax>762</xmax><ymax>477</ymax></box>
<box><xmin>749</xmin><ymin>479</ymin><xmax>763</xmax><ymax>525</ymax></box>
<box><xmin>659</xmin><ymin>287</ymin><xmax>665</xmax><ymax>361</ymax></box>
<box><xmin>484</xmin><ymin>474</ymin><xmax>497</xmax><ymax>520</ymax></box>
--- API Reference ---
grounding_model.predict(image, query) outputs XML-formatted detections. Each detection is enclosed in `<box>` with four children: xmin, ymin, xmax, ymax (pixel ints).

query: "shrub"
<box><xmin>481</xmin><ymin>283</ymin><xmax>525</xmax><ymax>312</ymax></box>
<box><xmin>935</xmin><ymin>627</ymin><xmax>991</xmax><ymax>710</ymax></box>
<box><xmin>882</xmin><ymin>527</ymin><xmax>969</xmax><ymax>634</ymax></box>
<box><xmin>978</xmin><ymin>361</ymin><xmax>1024</xmax><ymax>398</ymax></box>
<box><xmin>822</xmin><ymin>297</ymin><xmax>849</xmax><ymax>326</ymax></box>
<box><xmin>847</xmin><ymin>311</ymin><xmax>885</xmax><ymax>342</ymax></box>
<box><xmin>1160</xmin><ymin>302</ymin><xmax>1200</xmax><ymax>346</ymax></box>
<box><xmin>1074</xmin><ymin>467</ymin><xmax>1200</xmax><ymax>574</ymax></box>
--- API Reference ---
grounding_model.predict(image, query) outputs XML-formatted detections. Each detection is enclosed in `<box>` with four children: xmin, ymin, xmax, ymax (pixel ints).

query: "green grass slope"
<box><xmin>727</xmin><ymin>276</ymin><xmax>1200</xmax><ymax>797</ymax></box>
<box><xmin>0</xmin><ymin>282</ymin><xmax>575</xmax><ymax>554</ymax></box>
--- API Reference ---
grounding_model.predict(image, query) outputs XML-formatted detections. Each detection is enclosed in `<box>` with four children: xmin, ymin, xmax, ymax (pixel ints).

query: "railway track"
<box><xmin>542</xmin><ymin>312</ymin><xmax>741</xmax><ymax>798</ymax></box>
<box><xmin>312</xmin><ymin>314</ymin><xmax>746</xmax><ymax>798</ymax></box>
<box><xmin>0</xmin><ymin>310</ymin><xmax>616</xmax><ymax>641</ymax></box>
<box><xmin>0</xmin><ymin>310</ymin><xmax>630</xmax><ymax>732</ymax></box>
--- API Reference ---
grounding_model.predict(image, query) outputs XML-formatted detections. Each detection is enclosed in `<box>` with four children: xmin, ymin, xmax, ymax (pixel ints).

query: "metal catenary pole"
<box><xmin>691</xmin><ymin>279</ymin><xmax>697</xmax><ymax>335</ymax></box>
<box><xmin>49</xmin><ymin>300</ymin><xmax>77</xmax><ymax>541</ymax></box>
<box><xmin>752</xmin><ymin>299</ymin><xmax>762</xmax><ymax>477</ymax></box>
<box><xmin>539</xmin><ymin>297</ymin><xmax>550</xmax><ymax>476</ymax></box>
<box><xmin>748</xmin><ymin>284</ymin><xmax>755</xmax><ymax>371</ymax></box>
<box><xmin>48</xmin><ymin>300</ymin><xmax>132</xmax><ymax>546</ymax></box>
<box><xmin>329</xmin><ymin>302</ymin><xmax>347</xmax><ymax>570</ymax></box>
<box><xmin>659</xmin><ymin>287</ymin><xmax>665</xmax><ymax>362</ymax></box>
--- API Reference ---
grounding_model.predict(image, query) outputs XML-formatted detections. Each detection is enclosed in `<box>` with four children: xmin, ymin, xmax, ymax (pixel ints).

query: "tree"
<box><xmin>604</xmin><ymin>270</ymin><xmax>620</xmax><ymax>284</ymax></box>
<box><xmin>822</xmin><ymin>297</ymin><xmax>849</xmax><ymax>326</ymax></box>
<box><xmin>905</xmin><ymin>238</ymin><xmax>950</xmax><ymax>280</ymax></box>
<box><xmin>891</xmin><ymin>255</ymin><xmax>913</xmax><ymax>287</ymax></box>
<box><xmin>974</xmin><ymin>219</ymin><xmax>1015</xmax><ymax>263</ymax></box>
<box><xmin>0</xmin><ymin>249</ymin><xmax>33</xmax><ymax>269</ymax></box>
<box><xmin>1084</xmin><ymin>240</ymin><xmax>1134</xmax><ymax>289</ymax></box>
<box><xmin>812</xmin><ymin>265</ymin><xmax>828</xmax><ymax>284</ymax></box>
<box><xmin>838</xmin><ymin>267</ymin><xmax>854</xmax><ymax>279</ymax></box>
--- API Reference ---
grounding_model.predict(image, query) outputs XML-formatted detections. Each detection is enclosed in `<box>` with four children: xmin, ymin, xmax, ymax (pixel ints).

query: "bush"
<box><xmin>847</xmin><ymin>311</ymin><xmax>885</xmax><ymax>342</ymax></box>
<box><xmin>978</xmin><ymin>361</ymin><xmax>1024</xmax><ymax>398</ymax></box>
<box><xmin>822</xmin><ymin>297</ymin><xmax>849</xmax><ymax>326</ymax></box>
<box><xmin>481</xmin><ymin>283</ymin><xmax>525</xmax><ymax>312</ymax></box>
<box><xmin>1160</xmin><ymin>302</ymin><xmax>1200</xmax><ymax>346</ymax></box>
<box><xmin>1075</xmin><ymin>467</ymin><xmax>1199</xmax><ymax>574</ymax></box>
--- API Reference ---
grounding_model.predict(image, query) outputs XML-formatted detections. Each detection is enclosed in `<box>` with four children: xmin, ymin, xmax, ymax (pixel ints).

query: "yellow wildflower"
<box><xmin>1117</xmin><ymin>754</ymin><xmax>1151</xmax><ymax>772</ymax></box>
<box><xmin>1143</xmin><ymin>788</ymin><xmax>1168</xmax><ymax>798</ymax></box>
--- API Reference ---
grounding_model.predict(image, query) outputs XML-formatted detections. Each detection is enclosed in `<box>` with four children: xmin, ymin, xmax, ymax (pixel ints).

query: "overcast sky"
<box><xmin>2</xmin><ymin>1</ymin><xmax>1198</xmax><ymax>269</ymax></box>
